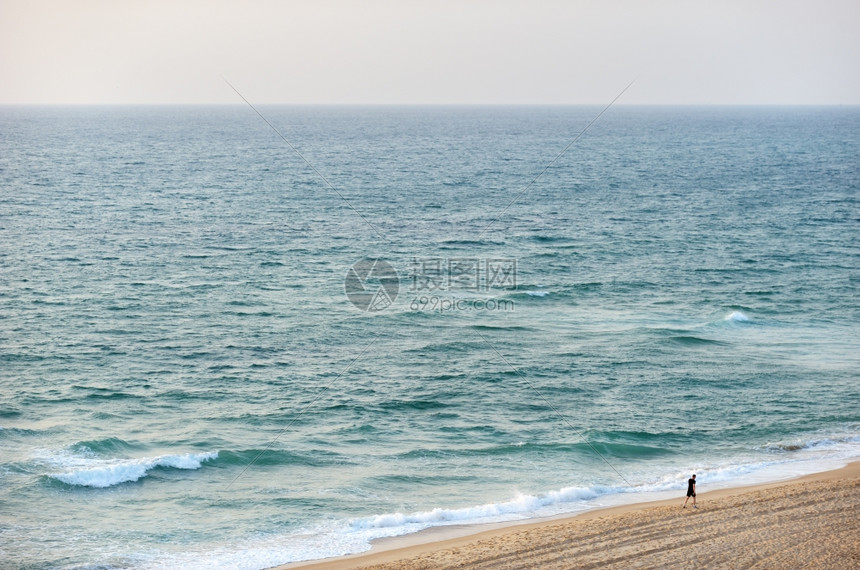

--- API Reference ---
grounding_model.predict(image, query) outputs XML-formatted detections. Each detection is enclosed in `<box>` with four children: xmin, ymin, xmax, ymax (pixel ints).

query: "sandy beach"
<box><xmin>285</xmin><ymin>462</ymin><xmax>859</xmax><ymax>569</ymax></box>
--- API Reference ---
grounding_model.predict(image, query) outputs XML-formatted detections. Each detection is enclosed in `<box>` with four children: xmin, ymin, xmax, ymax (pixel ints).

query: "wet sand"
<box><xmin>282</xmin><ymin>462</ymin><xmax>859</xmax><ymax>569</ymax></box>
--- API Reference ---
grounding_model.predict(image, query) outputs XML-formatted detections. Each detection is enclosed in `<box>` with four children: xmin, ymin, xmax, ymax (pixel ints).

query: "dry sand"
<box><xmin>283</xmin><ymin>462</ymin><xmax>859</xmax><ymax>569</ymax></box>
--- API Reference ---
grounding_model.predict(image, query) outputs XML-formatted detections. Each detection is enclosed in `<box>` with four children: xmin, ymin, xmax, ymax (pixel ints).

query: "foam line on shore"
<box><xmin>282</xmin><ymin>460</ymin><xmax>860</xmax><ymax>570</ymax></box>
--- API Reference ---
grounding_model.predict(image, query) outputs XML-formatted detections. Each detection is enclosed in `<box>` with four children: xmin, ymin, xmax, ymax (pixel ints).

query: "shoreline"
<box><xmin>279</xmin><ymin>460</ymin><xmax>859</xmax><ymax>569</ymax></box>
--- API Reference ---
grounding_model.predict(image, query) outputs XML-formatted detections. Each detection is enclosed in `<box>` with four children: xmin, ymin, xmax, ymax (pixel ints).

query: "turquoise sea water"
<box><xmin>1</xmin><ymin>106</ymin><xmax>858</xmax><ymax>568</ymax></box>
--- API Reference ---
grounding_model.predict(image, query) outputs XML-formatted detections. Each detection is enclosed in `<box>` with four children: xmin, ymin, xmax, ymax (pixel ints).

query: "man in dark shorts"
<box><xmin>683</xmin><ymin>474</ymin><xmax>697</xmax><ymax>508</ymax></box>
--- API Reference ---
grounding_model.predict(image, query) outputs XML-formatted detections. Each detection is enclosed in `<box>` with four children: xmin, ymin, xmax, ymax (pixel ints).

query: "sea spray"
<box><xmin>725</xmin><ymin>310</ymin><xmax>750</xmax><ymax>322</ymax></box>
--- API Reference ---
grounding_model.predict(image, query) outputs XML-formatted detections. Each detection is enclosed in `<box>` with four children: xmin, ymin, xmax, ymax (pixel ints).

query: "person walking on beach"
<box><xmin>683</xmin><ymin>474</ymin><xmax>697</xmax><ymax>508</ymax></box>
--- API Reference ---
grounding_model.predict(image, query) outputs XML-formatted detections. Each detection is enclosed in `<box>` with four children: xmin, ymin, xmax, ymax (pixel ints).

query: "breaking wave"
<box><xmin>48</xmin><ymin>451</ymin><xmax>218</xmax><ymax>488</ymax></box>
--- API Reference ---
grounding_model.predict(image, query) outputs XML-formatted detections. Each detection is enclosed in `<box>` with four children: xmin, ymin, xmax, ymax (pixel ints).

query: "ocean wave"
<box><xmin>763</xmin><ymin>434</ymin><xmax>860</xmax><ymax>454</ymax></box>
<box><xmin>357</xmin><ymin>435</ymin><xmax>860</xmax><ymax>535</ymax></box>
<box><xmin>215</xmin><ymin>449</ymin><xmax>354</xmax><ymax>468</ymax></box>
<box><xmin>129</xmin><ymin>441</ymin><xmax>860</xmax><ymax>568</ymax></box>
<box><xmin>524</xmin><ymin>290</ymin><xmax>550</xmax><ymax>297</ymax></box>
<box><xmin>0</xmin><ymin>426</ymin><xmax>43</xmax><ymax>437</ymax></box>
<box><xmin>394</xmin><ymin>440</ymin><xmax>676</xmax><ymax>461</ymax></box>
<box><xmin>405</xmin><ymin>341</ymin><xmax>484</xmax><ymax>354</ymax></box>
<box><xmin>0</xmin><ymin>408</ymin><xmax>23</xmax><ymax>418</ymax></box>
<box><xmin>667</xmin><ymin>335</ymin><xmax>728</xmax><ymax>347</ymax></box>
<box><xmin>725</xmin><ymin>310</ymin><xmax>750</xmax><ymax>322</ymax></box>
<box><xmin>378</xmin><ymin>399</ymin><xmax>448</xmax><ymax>411</ymax></box>
<box><xmin>70</xmin><ymin>437</ymin><xmax>139</xmax><ymax>455</ymax></box>
<box><xmin>469</xmin><ymin>324</ymin><xmax>534</xmax><ymax>332</ymax></box>
<box><xmin>351</xmin><ymin>485</ymin><xmax>602</xmax><ymax>530</ymax></box>
<box><xmin>48</xmin><ymin>451</ymin><xmax>218</xmax><ymax>488</ymax></box>
<box><xmin>504</xmin><ymin>290</ymin><xmax>554</xmax><ymax>301</ymax></box>
<box><xmin>529</xmin><ymin>234</ymin><xmax>568</xmax><ymax>243</ymax></box>
<box><xmin>438</xmin><ymin>238</ymin><xmax>506</xmax><ymax>247</ymax></box>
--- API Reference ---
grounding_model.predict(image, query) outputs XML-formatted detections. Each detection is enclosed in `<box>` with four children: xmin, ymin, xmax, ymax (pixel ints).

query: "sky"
<box><xmin>1</xmin><ymin>0</ymin><xmax>858</xmax><ymax>105</ymax></box>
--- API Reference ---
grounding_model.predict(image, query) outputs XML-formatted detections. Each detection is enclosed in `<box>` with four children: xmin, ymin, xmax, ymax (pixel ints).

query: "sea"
<box><xmin>1</xmin><ymin>105</ymin><xmax>858</xmax><ymax>569</ymax></box>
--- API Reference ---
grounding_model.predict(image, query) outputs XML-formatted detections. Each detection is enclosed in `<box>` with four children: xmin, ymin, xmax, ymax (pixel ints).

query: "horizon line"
<box><xmin>2</xmin><ymin>102</ymin><xmax>859</xmax><ymax>107</ymax></box>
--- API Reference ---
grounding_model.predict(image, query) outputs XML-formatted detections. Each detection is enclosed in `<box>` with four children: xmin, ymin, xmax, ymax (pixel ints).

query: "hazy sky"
<box><xmin>1</xmin><ymin>0</ymin><xmax>858</xmax><ymax>105</ymax></box>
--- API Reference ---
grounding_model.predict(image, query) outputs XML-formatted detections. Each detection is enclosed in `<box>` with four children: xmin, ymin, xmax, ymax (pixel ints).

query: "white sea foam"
<box><xmin>524</xmin><ymin>290</ymin><xmax>549</xmax><ymax>297</ymax></box>
<box><xmin>131</xmin><ymin>435</ymin><xmax>860</xmax><ymax>569</ymax></box>
<box><xmin>763</xmin><ymin>433</ymin><xmax>860</xmax><ymax>455</ymax></box>
<box><xmin>136</xmin><ymin>486</ymin><xmax>609</xmax><ymax>569</ymax></box>
<box><xmin>725</xmin><ymin>310</ymin><xmax>749</xmax><ymax>322</ymax></box>
<box><xmin>352</xmin><ymin>485</ymin><xmax>601</xmax><ymax>530</ymax></box>
<box><xmin>349</xmin><ymin>433</ymin><xmax>860</xmax><ymax>538</ymax></box>
<box><xmin>48</xmin><ymin>451</ymin><xmax>218</xmax><ymax>488</ymax></box>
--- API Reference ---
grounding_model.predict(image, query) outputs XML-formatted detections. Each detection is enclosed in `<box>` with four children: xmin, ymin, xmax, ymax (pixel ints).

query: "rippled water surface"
<box><xmin>1</xmin><ymin>106</ymin><xmax>858</xmax><ymax>568</ymax></box>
